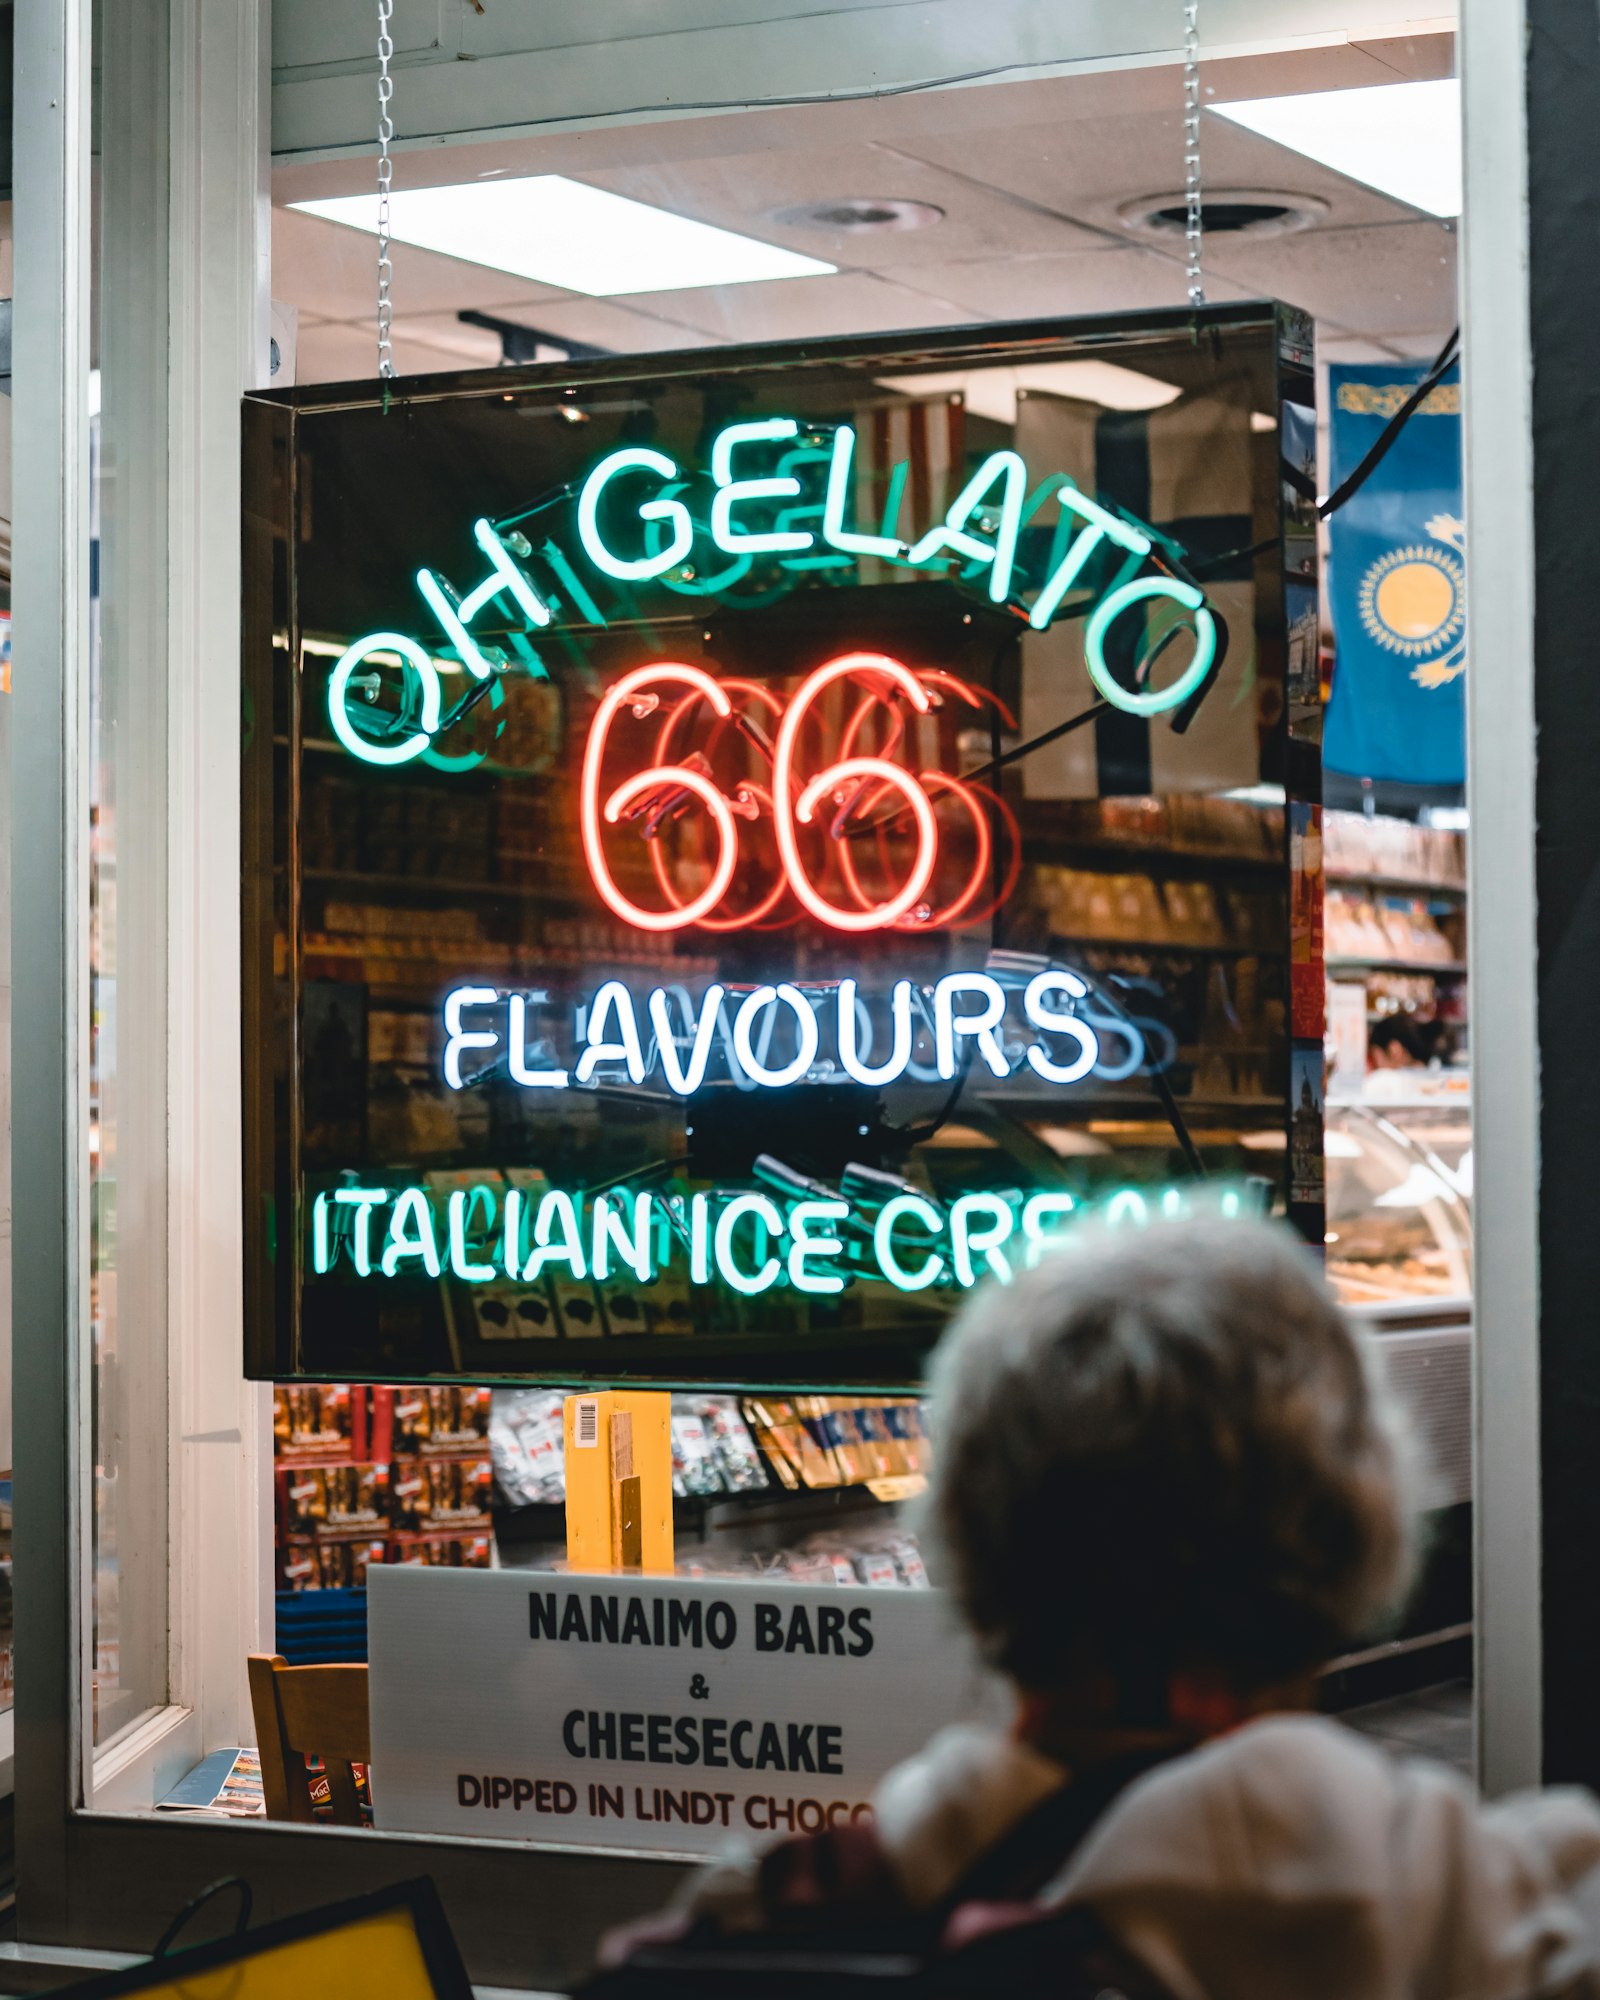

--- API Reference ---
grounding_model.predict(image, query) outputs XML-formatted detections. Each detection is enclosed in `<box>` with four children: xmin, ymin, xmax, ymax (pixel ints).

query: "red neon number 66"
<box><xmin>579</xmin><ymin>653</ymin><xmax>1015</xmax><ymax>935</ymax></box>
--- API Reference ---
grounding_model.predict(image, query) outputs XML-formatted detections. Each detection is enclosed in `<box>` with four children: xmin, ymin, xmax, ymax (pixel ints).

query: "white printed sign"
<box><xmin>367</xmin><ymin>1567</ymin><xmax>984</xmax><ymax>1856</ymax></box>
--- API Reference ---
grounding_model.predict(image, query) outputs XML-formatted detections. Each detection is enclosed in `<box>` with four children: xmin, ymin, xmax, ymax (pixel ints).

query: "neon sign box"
<box><xmin>242</xmin><ymin>305</ymin><xmax>1314</xmax><ymax>1384</ymax></box>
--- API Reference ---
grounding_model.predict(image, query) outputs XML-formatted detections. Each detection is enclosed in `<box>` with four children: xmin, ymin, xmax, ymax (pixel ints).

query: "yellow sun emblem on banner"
<box><xmin>1357</xmin><ymin>514</ymin><xmax>1466</xmax><ymax>689</ymax></box>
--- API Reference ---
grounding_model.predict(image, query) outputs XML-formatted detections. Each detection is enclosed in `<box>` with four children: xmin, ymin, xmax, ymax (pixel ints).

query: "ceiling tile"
<box><xmin>621</xmin><ymin>271</ymin><xmax>975</xmax><ymax>342</ymax></box>
<box><xmin>1198</xmin><ymin>220</ymin><xmax>1457</xmax><ymax>337</ymax></box>
<box><xmin>892</xmin><ymin>107</ymin><xmax>1421</xmax><ymax>237</ymax></box>
<box><xmin>1350</xmin><ymin>34</ymin><xmax>1458</xmax><ymax>82</ymax></box>
<box><xmin>294</xmin><ymin>317</ymin><xmax>486</xmax><ymax>385</ymax></box>
<box><xmin>582</xmin><ymin>143</ymin><xmax>1110</xmax><ymax>272</ymax></box>
<box><xmin>383</xmin><ymin>313</ymin><xmax>507</xmax><ymax>367</ymax></box>
<box><xmin>879</xmin><ymin>246</ymin><xmax>1252</xmax><ymax>321</ymax></box>
<box><xmin>485</xmin><ymin>295</ymin><xmax>722</xmax><ymax>353</ymax></box>
<box><xmin>1315</xmin><ymin>328</ymin><xmax>1415</xmax><ymax>364</ymax></box>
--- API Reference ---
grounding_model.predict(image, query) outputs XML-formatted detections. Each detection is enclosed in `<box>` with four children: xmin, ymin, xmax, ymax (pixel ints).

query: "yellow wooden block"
<box><xmin>563</xmin><ymin>1390</ymin><xmax>674</xmax><ymax>1575</ymax></box>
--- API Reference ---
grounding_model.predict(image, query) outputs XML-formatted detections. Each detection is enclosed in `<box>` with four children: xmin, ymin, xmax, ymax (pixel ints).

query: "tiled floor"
<box><xmin>1340</xmin><ymin>1679</ymin><xmax>1474</xmax><ymax>1776</ymax></box>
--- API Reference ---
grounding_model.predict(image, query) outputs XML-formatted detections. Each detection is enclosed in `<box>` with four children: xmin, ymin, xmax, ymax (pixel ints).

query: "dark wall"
<box><xmin>1528</xmin><ymin>0</ymin><xmax>1600</xmax><ymax>1786</ymax></box>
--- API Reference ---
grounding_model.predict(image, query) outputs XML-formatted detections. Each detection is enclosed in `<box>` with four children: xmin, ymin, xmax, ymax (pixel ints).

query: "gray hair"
<box><xmin>920</xmin><ymin>1216</ymin><xmax>1422</xmax><ymax>1701</ymax></box>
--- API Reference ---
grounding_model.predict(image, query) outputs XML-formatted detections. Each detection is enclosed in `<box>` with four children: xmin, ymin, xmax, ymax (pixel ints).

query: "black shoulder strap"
<box><xmin>934</xmin><ymin>1744</ymin><xmax>1185</xmax><ymax>1916</ymax></box>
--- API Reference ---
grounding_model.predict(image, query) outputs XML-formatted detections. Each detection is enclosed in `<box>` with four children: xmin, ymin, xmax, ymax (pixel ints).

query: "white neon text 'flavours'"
<box><xmin>441</xmin><ymin>973</ymin><xmax>1103</xmax><ymax>1095</ymax></box>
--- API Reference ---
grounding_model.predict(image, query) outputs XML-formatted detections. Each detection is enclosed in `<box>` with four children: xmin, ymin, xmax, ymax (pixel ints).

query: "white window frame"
<box><xmin>10</xmin><ymin>0</ymin><xmax>1542</xmax><ymax>1981</ymax></box>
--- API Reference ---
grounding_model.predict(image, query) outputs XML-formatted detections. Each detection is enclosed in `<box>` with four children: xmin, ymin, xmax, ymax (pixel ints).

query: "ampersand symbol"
<box><xmin>689</xmin><ymin>1674</ymin><xmax>710</xmax><ymax>1700</ymax></box>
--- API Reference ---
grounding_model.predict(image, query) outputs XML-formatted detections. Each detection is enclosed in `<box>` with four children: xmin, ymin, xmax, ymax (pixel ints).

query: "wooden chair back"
<box><xmin>247</xmin><ymin>1652</ymin><xmax>371</xmax><ymax>1826</ymax></box>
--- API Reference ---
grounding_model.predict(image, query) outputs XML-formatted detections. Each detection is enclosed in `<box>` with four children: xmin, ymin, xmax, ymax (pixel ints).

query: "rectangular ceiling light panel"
<box><xmin>1212</xmin><ymin>78</ymin><xmax>1461</xmax><ymax>220</ymax></box>
<box><xmin>291</xmin><ymin>174</ymin><xmax>836</xmax><ymax>297</ymax></box>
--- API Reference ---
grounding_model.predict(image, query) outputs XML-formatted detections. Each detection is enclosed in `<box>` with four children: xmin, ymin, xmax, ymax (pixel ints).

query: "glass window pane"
<box><xmin>89</xmin><ymin>0</ymin><xmax>171</xmax><ymax>1743</ymax></box>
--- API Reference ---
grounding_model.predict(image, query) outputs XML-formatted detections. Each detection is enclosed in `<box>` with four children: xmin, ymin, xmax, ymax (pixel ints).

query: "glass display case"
<box><xmin>1325</xmin><ymin>1088</ymin><xmax>1473</xmax><ymax>1310</ymax></box>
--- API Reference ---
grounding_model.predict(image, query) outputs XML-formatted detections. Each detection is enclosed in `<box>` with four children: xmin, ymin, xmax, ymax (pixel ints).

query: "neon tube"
<box><xmin>771</xmin><ymin>655</ymin><xmax>936</xmax><ymax>932</ymax></box>
<box><xmin>932</xmin><ymin>972</ymin><xmax>1011</xmax><ymax>1079</ymax></box>
<box><xmin>837</xmin><ymin>978</ymin><xmax>915</xmax><ymax>1086</ymax></box>
<box><xmin>577</xmin><ymin>447</ymin><xmax>693</xmax><ymax>581</ymax></box>
<box><xmin>649</xmin><ymin>984</ymin><xmax>726</xmax><ymax>1095</ymax></box>
<box><xmin>443</xmin><ymin>986</ymin><xmax>500</xmax><ymax>1090</ymax></box>
<box><xmin>471</xmin><ymin>517</ymin><xmax>551</xmax><ymax>628</ymax></box>
<box><xmin>712</xmin><ymin>1193</ymin><xmax>784</xmax><ymax>1295</ymax></box>
<box><xmin>874</xmin><ymin>1194</ymin><xmax>945</xmax><ymax>1292</ymax></box>
<box><xmin>1021</xmin><ymin>1192</ymin><xmax>1077</xmax><ymax>1266</ymax></box>
<box><xmin>575</xmin><ymin>980</ymin><xmax>649</xmax><ymax>1086</ymax></box>
<box><xmin>327</xmin><ymin>632</ymin><xmax>442</xmax><ymax>767</ymax></box>
<box><xmin>448</xmin><ymin>1188</ymin><xmax>498</xmax><ymax>1282</ymax></box>
<box><xmin>381</xmin><ymin>1186</ymin><xmax>443</xmax><ymax>1278</ymax></box>
<box><xmin>731</xmin><ymin>984</ymin><xmax>820</xmax><ymax>1089</ymax></box>
<box><xmin>525</xmin><ymin>1190</ymin><xmax>588</xmax><ymax>1280</ymax></box>
<box><xmin>821</xmin><ymin>426</ymin><xmax>904</xmax><ymax>560</ymax></box>
<box><xmin>650</xmin><ymin>681</ymin><xmax>788</xmax><ymax>932</ymax></box>
<box><xmin>950</xmin><ymin>1192</ymin><xmax>1014</xmax><ymax>1287</ymax></box>
<box><xmin>907</xmin><ymin>450</ymin><xmax>1027</xmax><ymax>602</ymax></box>
<box><xmin>581</xmin><ymin>663</ymin><xmax>737</xmax><ymax>932</ymax></box>
<box><xmin>508</xmin><ymin>994</ymin><xmax>570</xmax><ymax>1089</ymax></box>
<box><xmin>503</xmin><ymin>1188</ymin><xmax>526</xmax><ymax>1280</ymax></box>
<box><xmin>709</xmin><ymin>418</ymin><xmax>814</xmax><ymax>555</ymax></box>
<box><xmin>1022</xmin><ymin>970</ymin><xmax>1099</xmax><ymax>1084</ymax></box>
<box><xmin>786</xmin><ymin>1198</ymin><xmax>850</xmax><ymax>1294</ymax></box>
<box><xmin>332</xmin><ymin>1187</ymin><xmax>390</xmax><ymax>1277</ymax></box>
<box><xmin>1028</xmin><ymin>490</ymin><xmax>1152</xmax><ymax>631</ymax></box>
<box><xmin>592</xmin><ymin>1192</ymin><xmax>654</xmax><ymax>1283</ymax></box>
<box><xmin>1085</xmin><ymin>577</ymin><xmax>1217</xmax><ymax>717</ymax></box>
<box><xmin>908</xmin><ymin>773</ymin><xmax>992</xmax><ymax>931</ymax></box>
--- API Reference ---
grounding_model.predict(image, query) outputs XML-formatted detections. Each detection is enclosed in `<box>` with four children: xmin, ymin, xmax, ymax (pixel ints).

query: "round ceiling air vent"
<box><xmin>1116</xmin><ymin>189</ymin><xmax>1328</xmax><ymax>240</ymax></box>
<box><xmin>771</xmin><ymin>198</ymin><xmax>946</xmax><ymax>234</ymax></box>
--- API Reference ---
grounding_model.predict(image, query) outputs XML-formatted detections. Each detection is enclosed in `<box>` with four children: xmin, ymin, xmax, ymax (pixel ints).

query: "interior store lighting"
<box><xmin>291</xmin><ymin>174</ymin><xmax>836</xmax><ymax>296</ymax></box>
<box><xmin>1211</xmin><ymin>79</ymin><xmax>1461</xmax><ymax>219</ymax></box>
<box><xmin>875</xmin><ymin>361</ymin><xmax>1182</xmax><ymax>423</ymax></box>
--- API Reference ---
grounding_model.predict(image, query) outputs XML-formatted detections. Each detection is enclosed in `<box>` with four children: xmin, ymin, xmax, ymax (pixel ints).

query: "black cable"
<box><xmin>151</xmin><ymin>1878</ymin><xmax>254</xmax><ymax>1961</ymax></box>
<box><xmin>1189</xmin><ymin>325</ymin><xmax>1460</xmax><ymax>582</ymax></box>
<box><xmin>961</xmin><ymin>697</ymin><xmax>1109</xmax><ymax>786</ymax></box>
<box><xmin>888</xmin><ymin>1042</ymin><xmax>978</xmax><ymax>1147</ymax></box>
<box><xmin>1317</xmin><ymin>324</ymin><xmax>1458</xmax><ymax>521</ymax></box>
<box><xmin>1148</xmin><ymin>1061</ymin><xmax>1208</xmax><ymax>1179</ymax></box>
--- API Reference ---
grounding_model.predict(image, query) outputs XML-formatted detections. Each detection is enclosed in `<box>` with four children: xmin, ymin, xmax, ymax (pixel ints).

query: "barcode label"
<box><xmin>573</xmin><ymin>1397</ymin><xmax>600</xmax><ymax>1449</ymax></box>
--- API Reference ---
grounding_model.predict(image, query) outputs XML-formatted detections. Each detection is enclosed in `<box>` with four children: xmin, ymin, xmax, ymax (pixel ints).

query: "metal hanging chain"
<box><xmin>1183</xmin><ymin>0</ymin><xmax>1205</xmax><ymax>308</ymax></box>
<box><xmin>376</xmin><ymin>0</ymin><xmax>396</xmax><ymax>379</ymax></box>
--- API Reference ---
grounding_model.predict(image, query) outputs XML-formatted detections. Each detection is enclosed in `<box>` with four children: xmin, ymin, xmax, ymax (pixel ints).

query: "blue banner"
<box><xmin>1325</xmin><ymin>361</ymin><xmax>1464</xmax><ymax>786</ymax></box>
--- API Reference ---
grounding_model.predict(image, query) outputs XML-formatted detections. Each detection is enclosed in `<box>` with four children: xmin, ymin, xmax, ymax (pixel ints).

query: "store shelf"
<box><xmin>1046</xmin><ymin>840</ymin><xmax>1283</xmax><ymax>877</ymax></box>
<box><xmin>303</xmin><ymin>867</ymin><xmax>572</xmax><ymax>902</ymax></box>
<box><xmin>1059</xmin><ymin>935</ymin><xmax>1285</xmax><ymax>957</ymax></box>
<box><xmin>287</xmin><ymin>734</ymin><xmax>550</xmax><ymax>782</ymax></box>
<box><xmin>1327</xmin><ymin>956</ymin><xmax>1467</xmax><ymax>976</ymax></box>
<box><xmin>494</xmin><ymin>1478</ymin><xmax>901</xmax><ymax>1551</ymax></box>
<box><xmin>1327</xmin><ymin>870</ymin><xmax>1467</xmax><ymax>898</ymax></box>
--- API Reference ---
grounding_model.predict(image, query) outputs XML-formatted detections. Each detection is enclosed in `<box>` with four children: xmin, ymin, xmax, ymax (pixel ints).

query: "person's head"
<box><xmin>921</xmin><ymin>1216</ymin><xmax>1421</xmax><ymax>1736</ymax></box>
<box><xmin>1368</xmin><ymin>1013</ymin><xmax>1431</xmax><ymax>1069</ymax></box>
